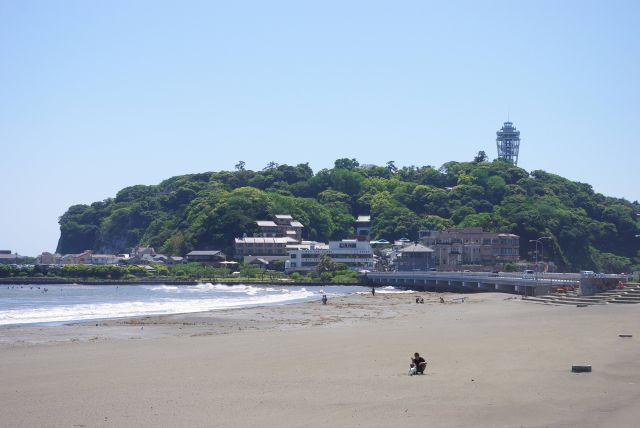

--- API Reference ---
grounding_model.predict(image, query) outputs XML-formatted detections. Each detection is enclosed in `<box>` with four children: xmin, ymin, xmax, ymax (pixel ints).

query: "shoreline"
<box><xmin>1</xmin><ymin>292</ymin><xmax>638</xmax><ymax>427</ymax></box>
<box><xmin>0</xmin><ymin>277</ymin><xmax>348</xmax><ymax>286</ymax></box>
<box><xmin>0</xmin><ymin>290</ymin><xmax>455</xmax><ymax>347</ymax></box>
<box><xmin>1</xmin><ymin>282</ymin><xmax>369</xmax><ymax>329</ymax></box>
<box><xmin>0</xmin><ymin>293</ymin><xmax>348</xmax><ymax>329</ymax></box>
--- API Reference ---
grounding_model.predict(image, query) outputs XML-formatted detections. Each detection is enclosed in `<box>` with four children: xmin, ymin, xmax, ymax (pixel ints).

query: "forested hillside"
<box><xmin>57</xmin><ymin>157</ymin><xmax>640</xmax><ymax>272</ymax></box>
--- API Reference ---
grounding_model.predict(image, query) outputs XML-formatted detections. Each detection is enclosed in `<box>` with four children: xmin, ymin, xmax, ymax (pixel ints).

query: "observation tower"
<box><xmin>496</xmin><ymin>121</ymin><xmax>521</xmax><ymax>165</ymax></box>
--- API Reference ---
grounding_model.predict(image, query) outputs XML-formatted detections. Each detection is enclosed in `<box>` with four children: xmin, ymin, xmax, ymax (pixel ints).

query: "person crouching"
<box><xmin>409</xmin><ymin>352</ymin><xmax>427</xmax><ymax>375</ymax></box>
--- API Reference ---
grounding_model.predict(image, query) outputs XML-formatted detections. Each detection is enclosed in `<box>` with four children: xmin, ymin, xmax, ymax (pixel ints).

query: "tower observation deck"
<box><xmin>496</xmin><ymin>121</ymin><xmax>521</xmax><ymax>165</ymax></box>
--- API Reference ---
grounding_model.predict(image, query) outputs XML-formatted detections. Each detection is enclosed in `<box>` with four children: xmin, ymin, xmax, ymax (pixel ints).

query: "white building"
<box><xmin>88</xmin><ymin>254</ymin><xmax>122</xmax><ymax>265</ymax></box>
<box><xmin>285</xmin><ymin>239</ymin><xmax>374</xmax><ymax>273</ymax></box>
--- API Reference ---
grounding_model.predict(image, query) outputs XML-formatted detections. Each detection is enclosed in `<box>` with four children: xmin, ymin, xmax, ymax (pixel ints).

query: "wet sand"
<box><xmin>1</xmin><ymin>292</ymin><xmax>639</xmax><ymax>427</ymax></box>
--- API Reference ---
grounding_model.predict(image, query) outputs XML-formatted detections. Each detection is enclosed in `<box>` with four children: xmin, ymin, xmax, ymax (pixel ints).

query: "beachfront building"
<box><xmin>37</xmin><ymin>252</ymin><xmax>62</xmax><ymax>265</ymax></box>
<box><xmin>385</xmin><ymin>238</ymin><xmax>413</xmax><ymax>267</ymax></box>
<box><xmin>88</xmin><ymin>254</ymin><xmax>122</xmax><ymax>265</ymax></box>
<box><xmin>285</xmin><ymin>239</ymin><xmax>374</xmax><ymax>273</ymax></box>
<box><xmin>60</xmin><ymin>250</ymin><xmax>94</xmax><ymax>265</ymax></box>
<box><xmin>395</xmin><ymin>243</ymin><xmax>434</xmax><ymax>271</ymax></box>
<box><xmin>254</xmin><ymin>214</ymin><xmax>304</xmax><ymax>240</ymax></box>
<box><xmin>0</xmin><ymin>250</ymin><xmax>27</xmax><ymax>264</ymax></box>
<box><xmin>131</xmin><ymin>246</ymin><xmax>156</xmax><ymax>260</ymax></box>
<box><xmin>419</xmin><ymin>227</ymin><xmax>519</xmax><ymax>270</ymax></box>
<box><xmin>55</xmin><ymin>251</ymin><xmax>126</xmax><ymax>265</ymax></box>
<box><xmin>185</xmin><ymin>250</ymin><xmax>226</xmax><ymax>265</ymax></box>
<box><xmin>234</xmin><ymin>214</ymin><xmax>309</xmax><ymax>264</ymax></box>
<box><xmin>234</xmin><ymin>236</ymin><xmax>300</xmax><ymax>264</ymax></box>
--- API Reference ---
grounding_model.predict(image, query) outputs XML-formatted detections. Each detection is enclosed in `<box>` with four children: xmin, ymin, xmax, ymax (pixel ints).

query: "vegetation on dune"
<box><xmin>56</xmin><ymin>157</ymin><xmax>640</xmax><ymax>273</ymax></box>
<box><xmin>0</xmin><ymin>263</ymin><xmax>357</xmax><ymax>283</ymax></box>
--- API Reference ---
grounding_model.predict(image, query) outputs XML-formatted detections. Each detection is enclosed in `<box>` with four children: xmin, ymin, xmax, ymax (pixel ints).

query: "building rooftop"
<box><xmin>399</xmin><ymin>243</ymin><xmax>434</xmax><ymax>253</ymax></box>
<box><xmin>235</xmin><ymin>237</ymin><xmax>298</xmax><ymax>244</ymax></box>
<box><xmin>0</xmin><ymin>253</ymin><xmax>18</xmax><ymax>259</ymax></box>
<box><xmin>356</xmin><ymin>215</ymin><xmax>371</xmax><ymax>222</ymax></box>
<box><xmin>62</xmin><ymin>251</ymin><xmax>92</xmax><ymax>258</ymax></box>
<box><xmin>256</xmin><ymin>220</ymin><xmax>278</xmax><ymax>227</ymax></box>
<box><xmin>274</xmin><ymin>214</ymin><xmax>293</xmax><ymax>220</ymax></box>
<box><xmin>287</xmin><ymin>243</ymin><xmax>329</xmax><ymax>250</ymax></box>
<box><xmin>186</xmin><ymin>250</ymin><xmax>225</xmax><ymax>256</ymax></box>
<box><xmin>289</xmin><ymin>221</ymin><xmax>304</xmax><ymax>228</ymax></box>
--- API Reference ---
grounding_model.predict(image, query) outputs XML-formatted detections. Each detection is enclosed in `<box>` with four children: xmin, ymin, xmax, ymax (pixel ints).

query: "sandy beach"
<box><xmin>1</xmin><ymin>291</ymin><xmax>639</xmax><ymax>428</ymax></box>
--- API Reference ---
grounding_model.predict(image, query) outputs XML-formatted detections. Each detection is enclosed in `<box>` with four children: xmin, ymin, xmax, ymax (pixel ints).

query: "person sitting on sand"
<box><xmin>419</xmin><ymin>297</ymin><xmax>424</xmax><ymax>304</ymax></box>
<box><xmin>415</xmin><ymin>297</ymin><xmax>420</xmax><ymax>304</ymax></box>
<box><xmin>410</xmin><ymin>352</ymin><xmax>427</xmax><ymax>375</ymax></box>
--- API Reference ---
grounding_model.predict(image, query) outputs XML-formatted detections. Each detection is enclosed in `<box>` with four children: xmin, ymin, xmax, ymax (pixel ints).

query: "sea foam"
<box><xmin>0</xmin><ymin>283</ymin><xmax>364</xmax><ymax>326</ymax></box>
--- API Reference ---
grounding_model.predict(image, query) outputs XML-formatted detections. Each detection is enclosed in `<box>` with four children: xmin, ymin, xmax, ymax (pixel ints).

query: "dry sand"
<box><xmin>1</xmin><ymin>292</ymin><xmax>639</xmax><ymax>428</ymax></box>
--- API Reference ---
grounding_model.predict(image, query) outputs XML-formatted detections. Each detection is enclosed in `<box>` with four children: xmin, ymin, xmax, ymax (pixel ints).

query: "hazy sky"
<box><xmin>1</xmin><ymin>0</ymin><xmax>639</xmax><ymax>256</ymax></box>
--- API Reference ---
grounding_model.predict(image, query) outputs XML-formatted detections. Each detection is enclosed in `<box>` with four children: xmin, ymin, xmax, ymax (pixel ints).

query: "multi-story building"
<box><xmin>234</xmin><ymin>236</ymin><xmax>300</xmax><ymax>264</ymax></box>
<box><xmin>234</xmin><ymin>214</ymin><xmax>308</xmax><ymax>264</ymax></box>
<box><xmin>37</xmin><ymin>252</ymin><xmax>62</xmax><ymax>265</ymax></box>
<box><xmin>88</xmin><ymin>254</ymin><xmax>122</xmax><ymax>265</ymax></box>
<box><xmin>285</xmin><ymin>239</ymin><xmax>374</xmax><ymax>273</ymax></box>
<box><xmin>254</xmin><ymin>214</ymin><xmax>304</xmax><ymax>240</ymax></box>
<box><xmin>60</xmin><ymin>250</ymin><xmax>93</xmax><ymax>265</ymax></box>
<box><xmin>131</xmin><ymin>247</ymin><xmax>156</xmax><ymax>260</ymax></box>
<box><xmin>0</xmin><ymin>250</ymin><xmax>25</xmax><ymax>264</ymax></box>
<box><xmin>354</xmin><ymin>215</ymin><xmax>371</xmax><ymax>241</ymax></box>
<box><xmin>419</xmin><ymin>227</ymin><xmax>519</xmax><ymax>270</ymax></box>
<box><xmin>185</xmin><ymin>250</ymin><xmax>226</xmax><ymax>265</ymax></box>
<box><xmin>395</xmin><ymin>243</ymin><xmax>434</xmax><ymax>271</ymax></box>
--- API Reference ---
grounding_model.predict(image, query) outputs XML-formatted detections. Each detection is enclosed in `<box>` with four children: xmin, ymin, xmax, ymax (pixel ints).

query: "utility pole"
<box><xmin>529</xmin><ymin>237</ymin><xmax>552</xmax><ymax>276</ymax></box>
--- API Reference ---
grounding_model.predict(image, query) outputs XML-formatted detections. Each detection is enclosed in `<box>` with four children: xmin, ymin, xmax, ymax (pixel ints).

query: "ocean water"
<box><xmin>0</xmin><ymin>283</ymin><xmax>367</xmax><ymax>326</ymax></box>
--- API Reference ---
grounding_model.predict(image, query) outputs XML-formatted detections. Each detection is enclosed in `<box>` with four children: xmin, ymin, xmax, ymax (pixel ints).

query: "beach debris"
<box><xmin>576</xmin><ymin>304</ymin><xmax>588</xmax><ymax>307</ymax></box>
<box><xmin>619</xmin><ymin>334</ymin><xmax>633</xmax><ymax>338</ymax></box>
<box><xmin>571</xmin><ymin>365</ymin><xmax>592</xmax><ymax>373</ymax></box>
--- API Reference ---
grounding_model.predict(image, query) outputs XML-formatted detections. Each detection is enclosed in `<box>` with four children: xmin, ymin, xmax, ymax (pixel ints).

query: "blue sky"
<box><xmin>1</xmin><ymin>0</ymin><xmax>639</xmax><ymax>256</ymax></box>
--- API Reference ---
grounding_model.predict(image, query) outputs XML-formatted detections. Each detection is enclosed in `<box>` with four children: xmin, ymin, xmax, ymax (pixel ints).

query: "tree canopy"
<box><xmin>56</xmin><ymin>158</ymin><xmax>640</xmax><ymax>272</ymax></box>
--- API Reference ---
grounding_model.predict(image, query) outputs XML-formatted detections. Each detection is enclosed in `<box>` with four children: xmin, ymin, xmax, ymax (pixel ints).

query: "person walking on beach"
<box><xmin>371</xmin><ymin>287</ymin><xmax>375</xmax><ymax>296</ymax></box>
<box><xmin>322</xmin><ymin>294</ymin><xmax>328</xmax><ymax>305</ymax></box>
<box><xmin>409</xmin><ymin>352</ymin><xmax>427</xmax><ymax>375</ymax></box>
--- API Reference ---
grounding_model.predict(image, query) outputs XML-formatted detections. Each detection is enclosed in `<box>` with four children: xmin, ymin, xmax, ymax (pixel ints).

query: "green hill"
<box><xmin>56</xmin><ymin>157</ymin><xmax>640</xmax><ymax>272</ymax></box>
